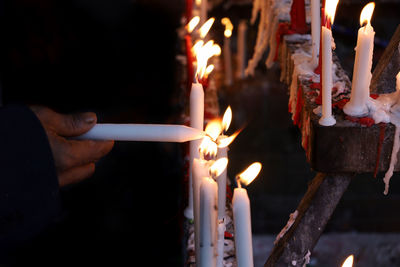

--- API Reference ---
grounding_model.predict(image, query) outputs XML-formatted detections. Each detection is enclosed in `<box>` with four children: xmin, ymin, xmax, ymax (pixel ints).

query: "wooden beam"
<box><xmin>264</xmin><ymin>173</ymin><xmax>353</xmax><ymax>267</ymax></box>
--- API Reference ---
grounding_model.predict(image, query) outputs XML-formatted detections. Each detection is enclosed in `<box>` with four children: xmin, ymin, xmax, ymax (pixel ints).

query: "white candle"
<box><xmin>233</xmin><ymin>162</ymin><xmax>261</xmax><ymax>267</ymax></box>
<box><xmin>216</xmin><ymin>142</ymin><xmax>228</xmax><ymax>219</ymax></box>
<box><xmin>236</xmin><ymin>20</ymin><xmax>247</xmax><ymax>80</ymax></box>
<box><xmin>319</xmin><ymin>0</ymin><xmax>339</xmax><ymax>126</ymax></box>
<box><xmin>186</xmin><ymin>81</ymin><xmax>205</xmax><ymax>220</ymax></box>
<box><xmin>310</xmin><ymin>0</ymin><xmax>321</xmax><ymax>68</ymax></box>
<box><xmin>193</xmin><ymin>158</ymin><xmax>210</xmax><ymax>264</ymax></box>
<box><xmin>343</xmin><ymin>2</ymin><xmax>375</xmax><ymax>117</ymax></box>
<box><xmin>216</xmin><ymin>219</ymin><xmax>225</xmax><ymax>267</ymax></box>
<box><xmin>233</xmin><ymin>187</ymin><xmax>253</xmax><ymax>267</ymax></box>
<box><xmin>78</xmin><ymin>123</ymin><xmax>204</xmax><ymax>142</ymax></box>
<box><xmin>199</xmin><ymin>176</ymin><xmax>218</xmax><ymax>267</ymax></box>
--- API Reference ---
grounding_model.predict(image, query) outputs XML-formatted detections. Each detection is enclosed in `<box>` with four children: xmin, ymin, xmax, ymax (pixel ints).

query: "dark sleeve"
<box><xmin>0</xmin><ymin>105</ymin><xmax>61</xmax><ymax>260</ymax></box>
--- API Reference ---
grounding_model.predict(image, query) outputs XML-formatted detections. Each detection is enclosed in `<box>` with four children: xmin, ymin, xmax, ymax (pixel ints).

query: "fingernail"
<box><xmin>84</xmin><ymin>113</ymin><xmax>96</xmax><ymax>124</ymax></box>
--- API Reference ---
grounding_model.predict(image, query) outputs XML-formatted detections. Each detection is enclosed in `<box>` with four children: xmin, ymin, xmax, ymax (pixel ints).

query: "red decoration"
<box><xmin>289</xmin><ymin>0</ymin><xmax>308</xmax><ymax>33</ymax></box>
<box><xmin>185</xmin><ymin>34</ymin><xmax>194</xmax><ymax>93</ymax></box>
<box><xmin>274</xmin><ymin>22</ymin><xmax>295</xmax><ymax>62</ymax></box>
<box><xmin>186</xmin><ymin>0</ymin><xmax>192</xmax><ymax>25</ymax></box>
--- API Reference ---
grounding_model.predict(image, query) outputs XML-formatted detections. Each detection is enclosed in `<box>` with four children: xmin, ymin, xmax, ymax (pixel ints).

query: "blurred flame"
<box><xmin>218</xmin><ymin>130</ymin><xmax>241</xmax><ymax>148</ymax></box>
<box><xmin>205</xmin><ymin>119</ymin><xmax>223</xmax><ymax>141</ymax></box>
<box><xmin>222</xmin><ymin>106</ymin><xmax>232</xmax><ymax>132</ymax></box>
<box><xmin>341</xmin><ymin>255</ymin><xmax>354</xmax><ymax>267</ymax></box>
<box><xmin>221</xmin><ymin>17</ymin><xmax>233</xmax><ymax>38</ymax></box>
<box><xmin>199</xmin><ymin>136</ymin><xmax>218</xmax><ymax>159</ymax></box>
<box><xmin>195</xmin><ymin>0</ymin><xmax>201</xmax><ymax>6</ymax></box>
<box><xmin>205</xmin><ymin>64</ymin><xmax>215</xmax><ymax>77</ymax></box>
<box><xmin>209</xmin><ymin>157</ymin><xmax>228</xmax><ymax>178</ymax></box>
<box><xmin>194</xmin><ymin>40</ymin><xmax>220</xmax><ymax>79</ymax></box>
<box><xmin>360</xmin><ymin>2</ymin><xmax>375</xmax><ymax>26</ymax></box>
<box><xmin>187</xmin><ymin>16</ymin><xmax>200</xmax><ymax>33</ymax></box>
<box><xmin>237</xmin><ymin>162</ymin><xmax>262</xmax><ymax>186</ymax></box>
<box><xmin>211</xmin><ymin>44</ymin><xmax>221</xmax><ymax>56</ymax></box>
<box><xmin>199</xmin><ymin>18</ymin><xmax>215</xmax><ymax>38</ymax></box>
<box><xmin>324</xmin><ymin>0</ymin><xmax>339</xmax><ymax>25</ymax></box>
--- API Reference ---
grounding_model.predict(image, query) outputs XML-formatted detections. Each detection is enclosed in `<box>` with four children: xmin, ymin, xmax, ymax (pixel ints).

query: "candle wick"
<box><xmin>236</xmin><ymin>176</ymin><xmax>242</xmax><ymax>188</ymax></box>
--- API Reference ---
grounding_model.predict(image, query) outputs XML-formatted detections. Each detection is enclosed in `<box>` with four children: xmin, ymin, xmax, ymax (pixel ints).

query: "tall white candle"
<box><xmin>186</xmin><ymin>81</ymin><xmax>205</xmax><ymax>220</ymax></box>
<box><xmin>199</xmin><ymin>176</ymin><xmax>218</xmax><ymax>267</ymax></box>
<box><xmin>78</xmin><ymin>124</ymin><xmax>204</xmax><ymax>142</ymax></box>
<box><xmin>193</xmin><ymin>158</ymin><xmax>210</xmax><ymax>264</ymax></box>
<box><xmin>236</xmin><ymin>20</ymin><xmax>247</xmax><ymax>80</ymax></box>
<box><xmin>233</xmin><ymin>187</ymin><xmax>253</xmax><ymax>267</ymax></box>
<box><xmin>343</xmin><ymin>2</ymin><xmax>375</xmax><ymax>117</ymax></box>
<box><xmin>310</xmin><ymin>0</ymin><xmax>321</xmax><ymax>68</ymax></box>
<box><xmin>233</xmin><ymin>162</ymin><xmax>261</xmax><ymax>267</ymax></box>
<box><xmin>319</xmin><ymin>0</ymin><xmax>339</xmax><ymax>126</ymax></box>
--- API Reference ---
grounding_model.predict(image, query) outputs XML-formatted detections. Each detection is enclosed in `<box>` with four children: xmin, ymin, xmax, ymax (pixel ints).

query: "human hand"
<box><xmin>30</xmin><ymin>106</ymin><xmax>114</xmax><ymax>187</ymax></box>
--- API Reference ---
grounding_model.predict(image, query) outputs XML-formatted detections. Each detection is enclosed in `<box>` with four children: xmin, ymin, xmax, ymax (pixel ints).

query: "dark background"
<box><xmin>1</xmin><ymin>0</ymin><xmax>400</xmax><ymax>266</ymax></box>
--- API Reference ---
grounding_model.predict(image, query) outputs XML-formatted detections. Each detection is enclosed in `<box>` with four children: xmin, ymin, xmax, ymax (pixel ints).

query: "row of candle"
<box><xmin>317</xmin><ymin>0</ymin><xmax>377</xmax><ymax>126</ymax></box>
<box><xmin>183</xmin><ymin>6</ymin><xmax>260</xmax><ymax>266</ymax></box>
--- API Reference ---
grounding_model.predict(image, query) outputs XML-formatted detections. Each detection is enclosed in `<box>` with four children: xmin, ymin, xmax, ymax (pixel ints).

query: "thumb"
<box><xmin>56</xmin><ymin>112</ymin><xmax>97</xmax><ymax>137</ymax></box>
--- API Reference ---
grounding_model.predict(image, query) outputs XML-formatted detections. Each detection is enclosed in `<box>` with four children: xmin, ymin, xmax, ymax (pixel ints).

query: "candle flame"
<box><xmin>222</xmin><ymin>106</ymin><xmax>232</xmax><ymax>132</ymax></box>
<box><xmin>194</xmin><ymin>40</ymin><xmax>220</xmax><ymax>80</ymax></box>
<box><xmin>199</xmin><ymin>17</ymin><xmax>215</xmax><ymax>38</ymax></box>
<box><xmin>218</xmin><ymin>130</ymin><xmax>241</xmax><ymax>148</ymax></box>
<box><xmin>209</xmin><ymin>157</ymin><xmax>228</xmax><ymax>178</ymax></box>
<box><xmin>237</xmin><ymin>162</ymin><xmax>262</xmax><ymax>186</ymax></box>
<box><xmin>205</xmin><ymin>119</ymin><xmax>223</xmax><ymax>141</ymax></box>
<box><xmin>341</xmin><ymin>255</ymin><xmax>354</xmax><ymax>267</ymax></box>
<box><xmin>199</xmin><ymin>136</ymin><xmax>218</xmax><ymax>159</ymax></box>
<box><xmin>359</xmin><ymin>2</ymin><xmax>375</xmax><ymax>27</ymax></box>
<box><xmin>195</xmin><ymin>0</ymin><xmax>201</xmax><ymax>6</ymax></box>
<box><xmin>187</xmin><ymin>16</ymin><xmax>200</xmax><ymax>33</ymax></box>
<box><xmin>221</xmin><ymin>17</ymin><xmax>233</xmax><ymax>38</ymax></box>
<box><xmin>205</xmin><ymin>64</ymin><xmax>215</xmax><ymax>77</ymax></box>
<box><xmin>324</xmin><ymin>0</ymin><xmax>339</xmax><ymax>25</ymax></box>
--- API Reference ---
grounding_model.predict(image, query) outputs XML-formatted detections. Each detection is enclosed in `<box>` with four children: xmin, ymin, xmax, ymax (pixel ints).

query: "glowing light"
<box><xmin>324</xmin><ymin>0</ymin><xmax>339</xmax><ymax>25</ymax></box>
<box><xmin>209</xmin><ymin>157</ymin><xmax>228</xmax><ymax>178</ymax></box>
<box><xmin>360</xmin><ymin>2</ymin><xmax>375</xmax><ymax>26</ymax></box>
<box><xmin>237</xmin><ymin>162</ymin><xmax>262</xmax><ymax>186</ymax></box>
<box><xmin>205</xmin><ymin>64</ymin><xmax>215</xmax><ymax>77</ymax></box>
<box><xmin>218</xmin><ymin>130</ymin><xmax>241</xmax><ymax>148</ymax></box>
<box><xmin>341</xmin><ymin>255</ymin><xmax>354</xmax><ymax>267</ymax></box>
<box><xmin>199</xmin><ymin>136</ymin><xmax>218</xmax><ymax>159</ymax></box>
<box><xmin>222</xmin><ymin>106</ymin><xmax>232</xmax><ymax>132</ymax></box>
<box><xmin>221</xmin><ymin>17</ymin><xmax>233</xmax><ymax>38</ymax></box>
<box><xmin>187</xmin><ymin>16</ymin><xmax>200</xmax><ymax>33</ymax></box>
<box><xmin>205</xmin><ymin>119</ymin><xmax>223</xmax><ymax>141</ymax></box>
<box><xmin>199</xmin><ymin>18</ymin><xmax>215</xmax><ymax>38</ymax></box>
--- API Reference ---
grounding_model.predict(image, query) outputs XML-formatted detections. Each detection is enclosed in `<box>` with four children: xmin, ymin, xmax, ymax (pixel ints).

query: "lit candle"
<box><xmin>222</xmin><ymin>18</ymin><xmax>233</xmax><ymax>86</ymax></box>
<box><xmin>186</xmin><ymin>35</ymin><xmax>218</xmax><ymax>220</ymax></box>
<box><xmin>236</xmin><ymin>20</ymin><xmax>248</xmax><ymax>80</ymax></box>
<box><xmin>319</xmin><ymin>0</ymin><xmax>339</xmax><ymax>126</ymax></box>
<box><xmin>233</xmin><ymin>162</ymin><xmax>262</xmax><ymax>267</ymax></box>
<box><xmin>185</xmin><ymin>16</ymin><xmax>200</xmax><ymax>91</ymax></box>
<box><xmin>200</xmin><ymin>158</ymin><xmax>228</xmax><ymax>267</ymax></box>
<box><xmin>343</xmin><ymin>2</ymin><xmax>375</xmax><ymax>117</ymax></box>
<box><xmin>341</xmin><ymin>255</ymin><xmax>354</xmax><ymax>267</ymax></box>
<box><xmin>310</xmin><ymin>0</ymin><xmax>321</xmax><ymax>68</ymax></box>
<box><xmin>78</xmin><ymin>124</ymin><xmax>204</xmax><ymax>142</ymax></box>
